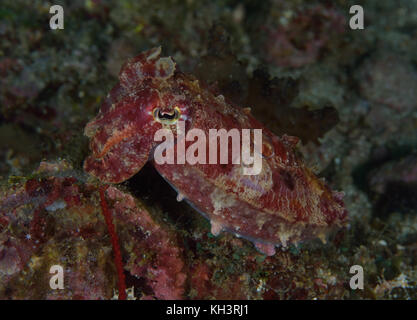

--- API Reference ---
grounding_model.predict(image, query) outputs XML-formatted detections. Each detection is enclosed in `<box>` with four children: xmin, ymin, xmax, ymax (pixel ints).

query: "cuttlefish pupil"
<box><xmin>153</xmin><ymin>106</ymin><xmax>181</xmax><ymax>124</ymax></box>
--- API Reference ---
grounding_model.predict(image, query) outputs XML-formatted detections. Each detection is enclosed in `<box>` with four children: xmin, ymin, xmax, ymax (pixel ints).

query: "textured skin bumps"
<box><xmin>84</xmin><ymin>47</ymin><xmax>347</xmax><ymax>255</ymax></box>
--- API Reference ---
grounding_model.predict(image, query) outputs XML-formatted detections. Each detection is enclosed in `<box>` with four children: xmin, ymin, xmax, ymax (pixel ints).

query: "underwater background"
<box><xmin>0</xmin><ymin>0</ymin><xmax>416</xmax><ymax>299</ymax></box>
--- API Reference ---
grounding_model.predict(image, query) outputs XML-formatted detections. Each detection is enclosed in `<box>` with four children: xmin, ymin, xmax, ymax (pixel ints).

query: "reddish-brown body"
<box><xmin>84</xmin><ymin>47</ymin><xmax>347</xmax><ymax>255</ymax></box>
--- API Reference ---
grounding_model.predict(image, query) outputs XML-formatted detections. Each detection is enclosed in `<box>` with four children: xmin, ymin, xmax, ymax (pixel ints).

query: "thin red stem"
<box><xmin>99</xmin><ymin>186</ymin><xmax>127</xmax><ymax>300</ymax></box>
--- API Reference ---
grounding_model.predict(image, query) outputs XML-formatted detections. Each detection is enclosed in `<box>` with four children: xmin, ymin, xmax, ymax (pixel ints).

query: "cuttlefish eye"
<box><xmin>152</xmin><ymin>106</ymin><xmax>181</xmax><ymax>124</ymax></box>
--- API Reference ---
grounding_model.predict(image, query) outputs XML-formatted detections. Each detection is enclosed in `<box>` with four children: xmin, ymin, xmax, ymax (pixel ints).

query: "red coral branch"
<box><xmin>99</xmin><ymin>185</ymin><xmax>126</xmax><ymax>300</ymax></box>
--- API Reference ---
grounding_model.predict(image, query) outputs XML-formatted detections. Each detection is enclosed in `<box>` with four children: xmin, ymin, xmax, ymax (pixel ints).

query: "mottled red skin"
<box><xmin>84</xmin><ymin>47</ymin><xmax>347</xmax><ymax>255</ymax></box>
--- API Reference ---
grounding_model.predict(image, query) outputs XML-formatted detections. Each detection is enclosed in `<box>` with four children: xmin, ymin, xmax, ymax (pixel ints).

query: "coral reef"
<box><xmin>0</xmin><ymin>161</ymin><xmax>186</xmax><ymax>299</ymax></box>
